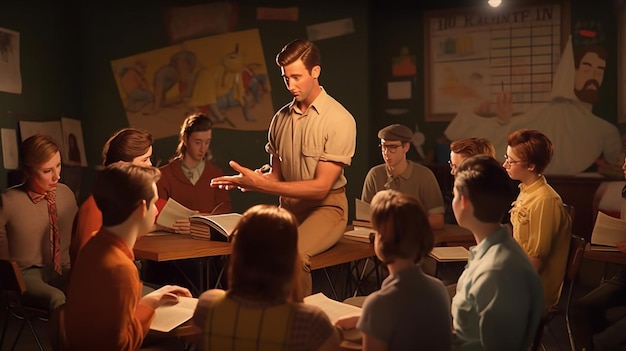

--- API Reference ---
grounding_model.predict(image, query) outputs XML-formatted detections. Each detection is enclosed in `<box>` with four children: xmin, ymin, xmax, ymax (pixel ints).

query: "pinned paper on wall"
<box><xmin>0</xmin><ymin>27</ymin><xmax>21</xmax><ymax>94</ymax></box>
<box><xmin>1</xmin><ymin>128</ymin><xmax>18</xmax><ymax>170</ymax></box>
<box><xmin>387</xmin><ymin>81</ymin><xmax>411</xmax><ymax>100</ymax></box>
<box><xmin>256</xmin><ymin>7</ymin><xmax>299</xmax><ymax>21</ymax></box>
<box><xmin>306</xmin><ymin>18</ymin><xmax>354</xmax><ymax>41</ymax></box>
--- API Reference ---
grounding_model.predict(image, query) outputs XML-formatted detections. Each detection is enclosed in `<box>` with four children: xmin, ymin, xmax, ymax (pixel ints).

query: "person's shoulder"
<box><xmin>57</xmin><ymin>183</ymin><xmax>75</xmax><ymax>194</ymax></box>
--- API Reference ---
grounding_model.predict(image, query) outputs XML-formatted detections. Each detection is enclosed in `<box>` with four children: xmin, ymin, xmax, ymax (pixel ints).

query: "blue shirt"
<box><xmin>451</xmin><ymin>227</ymin><xmax>544</xmax><ymax>351</ymax></box>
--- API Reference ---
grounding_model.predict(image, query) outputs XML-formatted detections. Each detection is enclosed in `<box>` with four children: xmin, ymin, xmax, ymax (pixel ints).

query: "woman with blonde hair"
<box><xmin>0</xmin><ymin>134</ymin><xmax>78</xmax><ymax>311</ymax></box>
<box><xmin>192</xmin><ymin>204</ymin><xmax>340</xmax><ymax>351</ymax></box>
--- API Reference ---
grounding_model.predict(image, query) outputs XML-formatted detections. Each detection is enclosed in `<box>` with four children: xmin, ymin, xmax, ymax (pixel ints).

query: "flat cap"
<box><xmin>378</xmin><ymin>124</ymin><xmax>413</xmax><ymax>142</ymax></box>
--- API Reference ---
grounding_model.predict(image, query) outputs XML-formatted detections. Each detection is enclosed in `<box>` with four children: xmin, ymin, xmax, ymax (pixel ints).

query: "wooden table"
<box><xmin>584</xmin><ymin>247</ymin><xmax>626</xmax><ymax>265</ymax></box>
<box><xmin>134</xmin><ymin>233</ymin><xmax>232</xmax><ymax>296</ymax></box>
<box><xmin>434</xmin><ymin>224</ymin><xmax>474</xmax><ymax>248</ymax></box>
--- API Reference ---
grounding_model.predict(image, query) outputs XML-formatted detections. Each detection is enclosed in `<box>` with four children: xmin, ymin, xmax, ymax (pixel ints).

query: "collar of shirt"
<box><xmin>288</xmin><ymin>86</ymin><xmax>329</xmax><ymax>116</ymax></box>
<box><xmin>518</xmin><ymin>174</ymin><xmax>546</xmax><ymax>193</ymax></box>
<box><xmin>468</xmin><ymin>226</ymin><xmax>510</xmax><ymax>262</ymax></box>
<box><xmin>97</xmin><ymin>228</ymin><xmax>135</xmax><ymax>261</ymax></box>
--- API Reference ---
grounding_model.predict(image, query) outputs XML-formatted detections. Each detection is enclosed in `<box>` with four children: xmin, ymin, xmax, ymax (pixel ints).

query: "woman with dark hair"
<box><xmin>0</xmin><ymin>134</ymin><xmax>78</xmax><ymax>311</ymax></box>
<box><xmin>70</xmin><ymin>128</ymin><xmax>153</xmax><ymax>267</ymax></box>
<box><xmin>157</xmin><ymin>113</ymin><xmax>231</xmax><ymax>234</ymax></box>
<box><xmin>336</xmin><ymin>190</ymin><xmax>451</xmax><ymax>351</ymax></box>
<box><xmin>191</xmin><ymin>204</ymin><xmax>340</xmax><ymax>351</ymax></box>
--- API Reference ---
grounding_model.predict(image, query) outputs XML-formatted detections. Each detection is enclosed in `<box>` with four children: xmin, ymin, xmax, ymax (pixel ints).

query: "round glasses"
<box><xmin>378</xmin><ymin>143</ymin><xmax>403</xmax><ymax>153</ymax></box>
<box><xmin>503</xmin><ymin>154</ymin><xmax>524</xmax><ymax>165</ymax></box>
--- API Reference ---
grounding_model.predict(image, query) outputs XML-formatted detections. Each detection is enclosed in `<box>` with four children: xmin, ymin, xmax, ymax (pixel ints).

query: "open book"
<box><xmin>590</xmin><ymin>212</ymin><xmax>626</xmax><ymax>251</ymax></box>
<box><xmin>353</xmin><ymin>199</ymin><xmax>372</xmax><ymax>228</ymax></box>
<box><xmin>150</xmin><ymin>296</ymin><xmax>198</xmax><ymax>332</ymax></box>
<box><xmin>189</xmin><ymin>213</ymin><xmax>242</xmax><ymax>241</ymax></box>
<box><xmin>155</xmin><ymin>198</ymin><xmax>198</xmax><ymax>229</ymax></box>
<box><xmin>304</xmin><ymin>293</ymin><xmax>362</xmax><ymax>343</ymax></box>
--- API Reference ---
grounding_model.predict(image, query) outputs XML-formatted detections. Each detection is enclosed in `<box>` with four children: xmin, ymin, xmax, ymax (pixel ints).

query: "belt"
<box><xmin>329</xmin><ymin>187</ymin><xmax>345</xmax><ymax>194</ymax></box>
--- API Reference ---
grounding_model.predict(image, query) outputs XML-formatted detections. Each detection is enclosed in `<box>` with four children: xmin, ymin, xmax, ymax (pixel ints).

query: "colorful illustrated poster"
<box><xmin>424</xmin><ymin>3</ymin><xmax>566</xmax><ymax>121</ymax></box>
<box><xmin>111</xmin><ymin>29</ymin><xmax>273</xmax><ymax>139</ymax></box>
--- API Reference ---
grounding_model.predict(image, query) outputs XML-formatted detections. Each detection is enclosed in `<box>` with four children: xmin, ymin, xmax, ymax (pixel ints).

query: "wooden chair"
<box><xmin>0</xmin><ymin>259</ymin><xmax>49</xmax><ymax>351</ymax></box>
<box><xmin>532</xmin><ymin>234</ymin><xmax>586</xmax><ymax>351</ymax></box>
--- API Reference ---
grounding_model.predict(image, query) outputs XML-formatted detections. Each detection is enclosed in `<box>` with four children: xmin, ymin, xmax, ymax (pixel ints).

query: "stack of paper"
<box><xmin>429</xmin><ymin>246</ymin><xmax>470</xmax><ymax>262</ymax></box>
<box><xmin>189</xmin><ymin>213</ymin><xmax>242</xmax><ymax>241</ymax></box>
<box><xmin>343</xmin><ymin>226</ymin><xmax>374</xmax><ymax>244</ymax></box>
<box><xmin>156</xmin><ymin>198</ymin><xmax>198</xmax><ymax>229</ymax></box>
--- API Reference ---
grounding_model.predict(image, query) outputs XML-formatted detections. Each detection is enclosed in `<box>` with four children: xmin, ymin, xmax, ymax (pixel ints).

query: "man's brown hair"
<box><xmin>275</xmin><ymin>39</ymin><xmax>321</xmax><ymax>73</ymax></box>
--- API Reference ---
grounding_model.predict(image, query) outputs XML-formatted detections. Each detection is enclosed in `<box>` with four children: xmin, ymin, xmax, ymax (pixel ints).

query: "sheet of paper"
<box><xmin>429</xmin><ymin>246</ymin><xmax>470</xmax><ymax>262</ymax></box>
<box><xmin>306</xmin><ymin>18</ymin><xmax>354</xmax><ymax>41</ymax></box>
<box><xmin>0</xmin><ymin>27</ymin><xmax>21</xmax><ymax>94</ymax></box>
<box><xmin>256</xmin><ymin>6</ymin><xmax>299</xmax><ymax>21</ymax></box>
<box><xmin>151</xmin><ymin>296</ymin><xmax>198</xmax><ymax>332</ymax></box>
<box><xmin>304</xmin><ymin>292</ymin><xmax>361</xmax><ymax>323</ymax></box>
<box><xmin>387</xmin><ymin>81</ymin><xmax>411</xmax><ymax>100</ymax></box>
<box><xmin>343</xmin><ymin>226</ymin><xmax>374</xmax><ymax>243</ymax></box>
<box><xmin>355</xmin><ymin>198</ymin><xmax>371</xmax><ymax>222</ymax></box>
<box><xmin>156</xmin><ymin>198</ymin><xmax>198</xmax><ymax>229</ymax></box>
<box><xmin>1</xmin><ymin>128</ymin><xmax>18</xmax><ymax>169</ymax></box>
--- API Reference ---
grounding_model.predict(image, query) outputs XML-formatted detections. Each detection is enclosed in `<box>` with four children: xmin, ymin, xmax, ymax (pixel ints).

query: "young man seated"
<box><xmin>58</xmin><ymin>163</ymin><xmax>191</xmax><ymax>350</ymax></box>
<box><xmin>451</xmin><ymin>155</ymin><xmax>544</xmax><ymax>350</ymax></box>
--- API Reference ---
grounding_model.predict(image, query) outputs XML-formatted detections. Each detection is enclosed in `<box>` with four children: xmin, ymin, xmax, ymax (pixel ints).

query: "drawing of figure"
<box><xmin>149</xmin><ymin>50</ymin><xmax>198</xmax><ymax>113</ymax></box>
<box><xmin>0</xmin><ymin>31</ymin><xmax>13</xmax><ymax>63</ymax></box>
<box><xmin>444</xmin><ymin>36</ymin><xmax>622</xmax><ymax>175</ymax></box>
<box><xmin>119</xmin><ymin>61</ymin><xmax>153</xmax><ymax>112</ymax></box>
<box><xmin>189</xmin><ymin>44</ymin><xmax>260</xmax><ymax>126</ymax></box>
<box><xmin>67</xmin><ymin>133</ymin><xmax>81</xmax><ymax>166</ymax></box>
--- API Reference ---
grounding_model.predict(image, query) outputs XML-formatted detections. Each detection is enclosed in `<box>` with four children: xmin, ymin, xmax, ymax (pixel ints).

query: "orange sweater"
<box><xmin>70</xmin><ymin>195</ymin><xmax>100</xmax><ymax>268</ymax></box>
<box><xmin>61</xmin><ymin>229</ymin><xmax>154</xmax><ymax>350</ymax></box>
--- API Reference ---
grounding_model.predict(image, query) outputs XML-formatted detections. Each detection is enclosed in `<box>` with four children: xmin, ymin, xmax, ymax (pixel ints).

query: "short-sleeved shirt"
<box><xmin>361</xmin><ymin>160</ymin><xmax>444</xmax><ymax>214</ymax></box>
<box><xmin>510</xmin><ymin>175</ymin><xmax>571</xmax><ymax>308</ymax></box>
<box><xmin>265</xmin><ymin>87</ymin><xmax>356</xmax><ymax>190</ymax></box>
<box><xmin>357</xmin><ymin>265</ymin><xmax>452</xmax><ymax>351</ymax></box>
<box><xmin>452</xmin><ymin>226</ymin><xmax>544</xmax><ymax>350</ymax></box>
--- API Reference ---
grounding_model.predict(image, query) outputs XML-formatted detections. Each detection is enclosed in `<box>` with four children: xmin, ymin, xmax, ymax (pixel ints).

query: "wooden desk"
<box><xmin>134</xmin><ymin>234</ymin><xmax>231</xmax><ymax>261</ymax></box>
<box><xmin>311</xmin><ymin>238</ymin><xmax>374</xmax><ymax>270</ymax></box>
<box><xmin>434</xmin><ymin>224</ymin><xmax>474</xmax><ymax>248</ymax></box>
<box><xmin>134</xmin><ymin>234</ymin><xmax>231</xmax><ymax>295</ymax></box>
<box><xmin>584</xmin><ymin>247</ymin><xmax>626</xmax><ymax>265</ymax></box>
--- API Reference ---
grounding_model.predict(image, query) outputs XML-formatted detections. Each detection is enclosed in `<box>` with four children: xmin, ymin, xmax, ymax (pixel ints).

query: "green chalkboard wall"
<box><xmin>0</xmin><ymin>1</ymin><xmax>81</xmax><ymax>192</ymax></box>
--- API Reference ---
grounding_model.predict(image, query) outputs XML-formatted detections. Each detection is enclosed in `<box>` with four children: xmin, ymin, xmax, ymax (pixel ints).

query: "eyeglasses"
<box><xmin>378</xmin><ymin>143</ymin><xmax>403</xmax><ymax>153</ymax></box>
<box><xmin>503</xmin><ymin>154</ymin><xmax>524</xmax><ymax>165</ymax></box>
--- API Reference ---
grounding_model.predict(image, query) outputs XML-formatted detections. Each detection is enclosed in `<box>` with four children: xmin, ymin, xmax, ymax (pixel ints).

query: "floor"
<box><xmin>0</xmin><ymin>258</ymin><xmax>618</xmax><ymax>351</ymax></box>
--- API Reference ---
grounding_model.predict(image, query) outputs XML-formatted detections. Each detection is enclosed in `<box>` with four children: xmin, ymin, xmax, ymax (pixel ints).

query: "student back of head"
<box><xmin>339</xmin><ymin>189</ymin><xmax>451</xmax><ymax>351</ymax></box>
<box><xmin>60</xmin><ymin>163</ymin><xmax>191</xmax><ymax>351</ymax></box>
<box><xmin>451</xmin><ymin>155</ymin><xmax>543</xmax><ymax>350</ymax></box>
<box><xmin>70</xmin><ymin>128</ymin><xmax>153</xmax><ymax>267</ymax></box>
<box><xmin>191</xmin><ymin>204</ymin><xmax>340</xmax><ymax>351</ymax></box>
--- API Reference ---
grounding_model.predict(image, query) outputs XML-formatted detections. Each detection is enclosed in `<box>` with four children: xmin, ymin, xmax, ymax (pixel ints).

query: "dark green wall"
<box><xmin>0</xmin><ymin>1</ymin><xmax>81</xmax><ymax>190</ymax></box>
<box><xmin>77</xmin><ymin>1</ymin><xmax>370</xmax><ymax>218</ymax></box>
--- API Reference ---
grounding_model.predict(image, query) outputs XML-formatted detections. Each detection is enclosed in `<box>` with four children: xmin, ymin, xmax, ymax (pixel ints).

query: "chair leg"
<box><xmin>10</xmin><ymin>319</ymin><xmax>26</xmax><ymax>351</ymax></box>
<box><xmin>25</xmin><ymin>318</ymin><xmax>44</xmax><ymax>351</ymax></box>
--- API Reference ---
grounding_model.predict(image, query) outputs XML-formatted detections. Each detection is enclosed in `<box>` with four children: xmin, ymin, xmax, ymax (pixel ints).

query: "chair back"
<box><xmin>565</xmin><ymin>235</ymin><xmax>586</xmax><ymax>283</ymax></box>
<box><xmin>0</xmin><ymin>259</ymin><xmax>27</xmax><ymax>295</ymax></box>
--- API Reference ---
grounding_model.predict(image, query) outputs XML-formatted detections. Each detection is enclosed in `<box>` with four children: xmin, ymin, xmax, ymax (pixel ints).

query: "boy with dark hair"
<box><xmin>59</xmin><ymin>163</ymin><xmax>191</xmax><ymax>350</ymax></box>
<box><xmin>451</xmin><ymin>155</ymin><xmax>543</xmax><ymax>350</ymax></box>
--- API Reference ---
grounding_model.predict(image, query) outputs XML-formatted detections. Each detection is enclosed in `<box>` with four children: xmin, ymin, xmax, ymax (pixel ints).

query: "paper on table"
<box><xmin>429</xmin><ymin>246</ymin><xmax>470</xmax><ymax>262</ymax></box>
<box><xmin>151</xmin><ymin>296</ymin><xmax>199</xmax><ymax>332</ymax></box>
<box><xmin>343</xmin><ymin>226</ymin><xmax>373</xmax><ymax>244</ymax></box>
<box><xmin>303</xmin><ymin>292</ymin><xmax>361</xmax><ymax>323</ymax></box>
<box><xmin>156</xmin><ymin>198</ymin><xmax>198</xmax><ymax>229</ymax></box>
